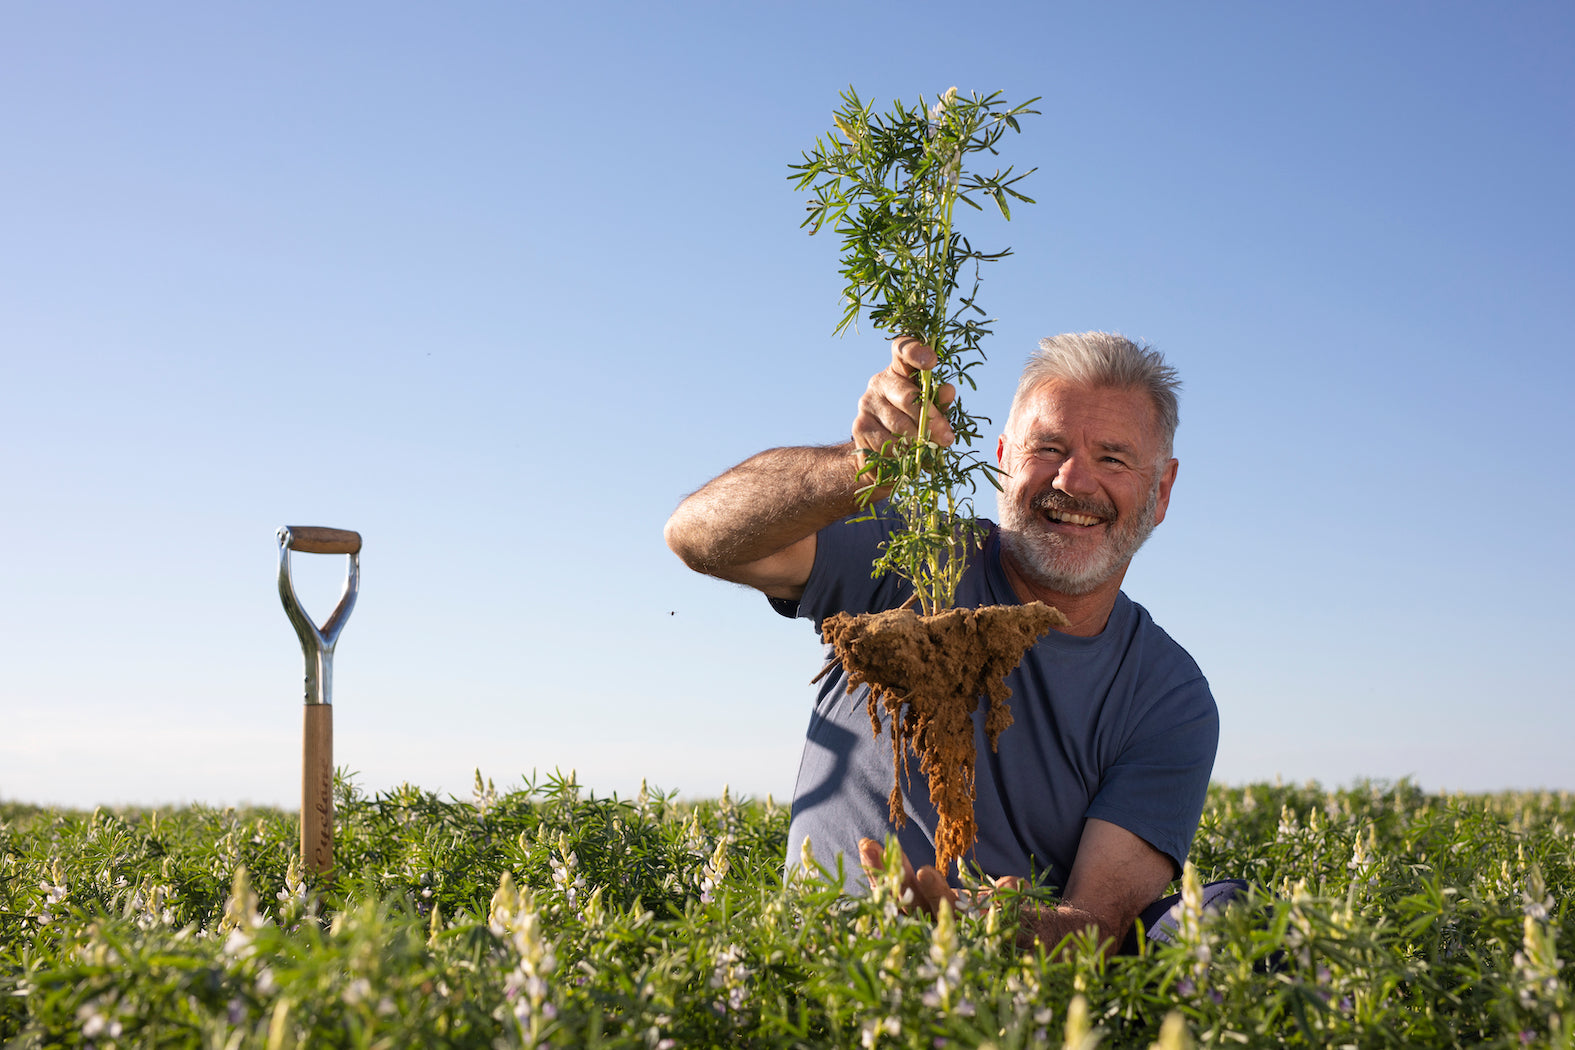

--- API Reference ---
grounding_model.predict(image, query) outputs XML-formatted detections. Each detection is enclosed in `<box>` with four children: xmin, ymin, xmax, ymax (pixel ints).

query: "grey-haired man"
<box><xmin>666</xmin><ymin>332</ymin><xmax>1228</xmax><ymax>954</ymax></box>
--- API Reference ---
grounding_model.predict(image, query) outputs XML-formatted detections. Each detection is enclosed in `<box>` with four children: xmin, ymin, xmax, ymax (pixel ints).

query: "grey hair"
<box><xmin>1008</xmin><ymin>332</ymin><xmax>1181</xmax><ymax>459</ymax></box>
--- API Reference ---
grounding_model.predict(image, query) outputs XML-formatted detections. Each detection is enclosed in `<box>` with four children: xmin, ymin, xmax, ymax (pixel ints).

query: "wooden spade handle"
<box><xmin>302</xmin><ymin>704</ymin><xmax>334</xmax><ymax>874</ymax></box>
<box><xmin>286</xmin><ymin>526</ymin><xmax>362</xmax><ymax>555</ymax></box>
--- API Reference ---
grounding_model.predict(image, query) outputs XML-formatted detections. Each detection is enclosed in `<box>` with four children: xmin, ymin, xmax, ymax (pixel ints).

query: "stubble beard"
<box><xmin>998</xmin><ymin>479</ymin><xmax>1162</xmax><ymax>597</ymax></box>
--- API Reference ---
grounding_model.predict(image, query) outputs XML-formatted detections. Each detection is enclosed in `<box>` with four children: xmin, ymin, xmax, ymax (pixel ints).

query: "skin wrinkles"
<box><xmin>993</xmin><ymin>378</ymin><xmax>1177</xmax><ymax>618</ymax></box>
<box><xmin>999</xmin><ymin>470</ymin><xmax>1162</xmax><ymax>598</ymax></box>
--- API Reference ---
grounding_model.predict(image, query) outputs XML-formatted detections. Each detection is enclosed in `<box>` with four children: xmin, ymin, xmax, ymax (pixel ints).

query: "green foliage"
<box><xmin>2</xmin><ymin>776</ymin><xmax>1573</xmax><ymax>1047</ymax></box>
<box><xmin>790</xmin><ymin>87</ymin><xmax>1038</xmax><ymax>615</ymax></box>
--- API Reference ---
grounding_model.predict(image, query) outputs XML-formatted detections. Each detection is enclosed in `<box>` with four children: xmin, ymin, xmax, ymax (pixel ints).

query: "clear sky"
<box><xmin>4</xmin><ymin>3</ymin><xmax>1572</xmax><ymax>810</ymax></box>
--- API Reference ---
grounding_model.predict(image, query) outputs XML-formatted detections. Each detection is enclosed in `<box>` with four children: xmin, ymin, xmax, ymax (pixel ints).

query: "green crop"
<box><xmin>3</xmin><ymin>775</ymin><xmax>1573</xmax><ymax>1048</ymax></box>
<box><xmin>790</xmin><ymin>87</ymin><xmax>1038</xmax><ymax>615</ymax></box>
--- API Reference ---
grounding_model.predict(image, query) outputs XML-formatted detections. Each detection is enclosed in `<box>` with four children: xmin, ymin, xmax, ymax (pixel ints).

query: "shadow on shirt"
<box><xmin>793</xmin><ymin>715</ymin><xmax>859</xmax><ymax>818</ymax></box>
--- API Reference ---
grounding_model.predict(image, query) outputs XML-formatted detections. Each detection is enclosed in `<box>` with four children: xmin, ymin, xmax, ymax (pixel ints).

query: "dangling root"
<box><xmin>820</xmin><ymin>601</ymin><xmax>1067</xmax><ymax>874</ymax></box>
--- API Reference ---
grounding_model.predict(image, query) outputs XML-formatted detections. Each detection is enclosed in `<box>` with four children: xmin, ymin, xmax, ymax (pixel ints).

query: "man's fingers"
<box><xmin>857</xmin><ymin>837</ymin><xmax>884</xmax><ymax>881</ymax></box>
<box><xmin>976</xmin><ymin>874</ymin><xmax>1030</xmax><ymax>908</ymax></box>
<box><xmin>853</xmin><ymin>383</ymin><xmax>924</xmax><ymax>452</ymax></box>
<box><xmin>888</xmin><ymin>338</ymin><xmax>954</xmax><ymax>446</ymax></box>
<box><xmin>857</xmin><ymin>836</ymin><xmax>916</xmax><ymax>885</ymax></box>
<box><xmin>890</xmin><ymin>335</ymin><xmax>938</xmax><ymax>373</ymax></box>
<box><xmin>859</xmin><ymin>837</ymin><xmax>928</xmax><ymax>912</ymax></box>
<box><xmin>854</xmin><ymin>353</ymin><xmax>957</xmax><ymax>454</ymax></box>
<box><xmin>862</xmin><ymin>837</ymin><xmax>1036</xmax><ymax>945</ymax></box>
<box><xmin>914</xmin><ymin>864</ymin><xmax>956</xmax><ymax>918</ymax></box>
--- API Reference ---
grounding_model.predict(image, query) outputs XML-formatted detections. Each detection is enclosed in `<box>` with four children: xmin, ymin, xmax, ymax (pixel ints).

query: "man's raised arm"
<box><xmin>663</xmin><ymin>337</ymin><xmax>957</xmax><ymax>601</ymax></box>
<box><xmin>663</xmin><ymin>444</ymin><xmax>862</xmax><ymax>601</ymax></box>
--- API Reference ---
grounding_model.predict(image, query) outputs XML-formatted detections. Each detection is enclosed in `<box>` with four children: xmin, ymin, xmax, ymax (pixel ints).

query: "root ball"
<box><xmin>821</xmin><ymin>601</ymin><xmax>1067</xmax><ymax>875</ymax></box>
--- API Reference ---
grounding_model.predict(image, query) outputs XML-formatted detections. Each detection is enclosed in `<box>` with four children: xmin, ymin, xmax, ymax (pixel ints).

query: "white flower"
<box><xmin>1522</xmin><ymin>866</ymin><xmax>1554</xmax><ymax>921</ymax></box>
<box><xmin>490</xmin><ymin>872</ymin><xmax>558</xmax><ymax>1041</ymax></box>
<box><xmin>1347</xmin><ymin>826</ymin><xmax>1373</xmax><ymax>871</ymax></box>
<box><xmin>1063</xmin><ymin>994</ymin><xmax>1097</xmax><ymax>1050</ymax></box>
<box><xmin>860</xmin><ymin>1015</ymin><xmax>901</xmax><ymax>1048</ymax></box>
<box><xmin>32</xmin><ymin>876</ymin><xmax>68</xmax><ymax>925</ymax></box>
<box><xmin>472</xmin><ymin>769</ymin><xmax>498</xmax><ymax>816</ymax></box>
<box><xmin>918</xmin><ymin>898</ymin><xmax>965</xmax><ymax>1010</ymax></box>
<box><xmin>1513</xmin><ymin>913</ymin><xmax>1564</xmax><ymax>1011</ymax></box>
<box><xmin>76</xmin><ymin>998</ymin><xmax>124</xmax><ymax>1040</ymax></box>
<box><xmin>1151</xmin><ymin>1011</ymin><xmax>1194</xmax><ymax>1050</ymax></box>
<box><xmin>219</xmin><ymin>867</ymin><xmax>270</xmax><ymax>959</ymax></box>
<box><xmin>929</xmin><ymin>86</ymin><xmax>959</xmax><ymax>122</ymax></box>
<box><xmin>699</xmin><ymin>835</ymin><xmax>733</xmax><ymax>904</ymax></box>
<box><xmin>551</xmin><ymin>850</ymin><xmax>587</xmax><ymax>908</ymax></box>
<box><xmin>709</xmin><ymin>942</ymin><xmax>752</xmax><ymax>1013</ymax></box>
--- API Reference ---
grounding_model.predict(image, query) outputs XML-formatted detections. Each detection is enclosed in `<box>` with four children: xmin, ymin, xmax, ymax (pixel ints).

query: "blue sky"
<box><xmin>3</xmin><ymin>3</ymin><xmax>1572</xmax><ymax>809</ymax></box>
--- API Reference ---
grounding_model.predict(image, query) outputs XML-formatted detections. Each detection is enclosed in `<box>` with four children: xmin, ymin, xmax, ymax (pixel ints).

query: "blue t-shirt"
<box><xmin>778</xmin><ymin>511</ymin><xmax>1218</xmax><ymax>894</ymax></box>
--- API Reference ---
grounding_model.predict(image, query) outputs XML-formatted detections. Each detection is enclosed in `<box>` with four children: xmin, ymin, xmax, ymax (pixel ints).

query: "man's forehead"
<box><xmin>1010</xmin><ymin>379</ymin><xmax>1161</xmax><ymax>443</ymax></box>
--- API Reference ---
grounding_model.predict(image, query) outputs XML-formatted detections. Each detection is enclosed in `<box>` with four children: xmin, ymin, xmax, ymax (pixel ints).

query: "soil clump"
<box><xmin>820</xmin><ymin>601</ymin><xmax>1068</xmax><ymax>875</ymax></box>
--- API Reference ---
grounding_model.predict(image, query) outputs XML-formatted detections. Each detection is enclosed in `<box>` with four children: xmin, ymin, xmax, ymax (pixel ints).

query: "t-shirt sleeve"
<box><xmin>1083</xmin><ymin>676</ymin><xmax>1219</xmax><ymax>877</ymax></box>
<box><xmin>771</xmin><ymin>509</ymin><xmax>914</xmax><ymax>624</ymax></box>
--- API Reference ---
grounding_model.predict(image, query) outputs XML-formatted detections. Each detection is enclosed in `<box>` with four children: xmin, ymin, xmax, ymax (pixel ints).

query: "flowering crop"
<box><xmin>1</xmin><ymin>776</ymin><xmax>1571</xmax><ymax>1047</ymax></box>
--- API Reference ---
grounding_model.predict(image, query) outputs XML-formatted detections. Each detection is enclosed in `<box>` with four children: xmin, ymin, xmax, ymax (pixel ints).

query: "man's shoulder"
<box><xmin>1120</xmin><ymin>595</ymin><xmax>1199</xmax><ymax>659</ymax></box>
<box><xmin>1112</xmin><ymin>594</ymin><xmax>1214</xmax><ymax>705</ymax></box>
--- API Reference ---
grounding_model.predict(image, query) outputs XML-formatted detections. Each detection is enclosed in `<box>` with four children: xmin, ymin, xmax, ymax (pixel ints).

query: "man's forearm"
<box><xmin>664</xmin><ymin>443</ymin><xmax>863</xmax><ymax>580</ymax></box>
<box><xmin>1024</xmin><ymin>903</ymin><xmax>1129</xmax><ymax>959</ymax></box>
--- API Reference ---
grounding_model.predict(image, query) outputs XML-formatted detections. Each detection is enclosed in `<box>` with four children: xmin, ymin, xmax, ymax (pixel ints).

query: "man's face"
<box><xmin>995</xmin><ymin>379</ymin><xmax>1178</xmax><ymax>597</ymax></box>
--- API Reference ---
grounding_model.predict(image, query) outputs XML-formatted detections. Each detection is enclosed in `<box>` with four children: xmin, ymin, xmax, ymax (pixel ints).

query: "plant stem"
<box><xmin>913</xmin><ymin>137</ymin><xmax>959</xmax><ymax>617</ymax></box>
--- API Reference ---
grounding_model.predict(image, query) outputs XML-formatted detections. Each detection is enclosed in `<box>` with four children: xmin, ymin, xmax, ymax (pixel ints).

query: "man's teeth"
<box><xmin>1048</xmin><ymin>510</ymin><xmax>1101</xmax><ymax>526</ymax></box>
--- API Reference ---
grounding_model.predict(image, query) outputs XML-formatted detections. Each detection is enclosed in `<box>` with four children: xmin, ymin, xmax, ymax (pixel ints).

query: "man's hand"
<box><xmin>665</xmin><ymin>336</ymin><xmax>962</xmax><ymax>598</ymax></box>
<box><xmin>853</xmin><ymin>337</ymin><xmax>958</xmax><ymax>460</ymax></box>
<box><xmin>858</xmin><ymin>819</ymin><xmax>1174</xmax><ymax>957</ymax></box>
<box><xmin>859</xmin><ymin>836</ymin><xmax>955</xmax><ymax>916</ymax></box>
<box><xmin>858</xmin><ymin>837</ymin><xmax>1024</xmax><ymax>920</ymax></box>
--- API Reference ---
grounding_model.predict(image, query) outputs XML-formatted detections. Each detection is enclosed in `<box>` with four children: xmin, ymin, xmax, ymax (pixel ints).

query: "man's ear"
<box><xmin>1152</xmin><ymin>458</ymin><xmax>1179</xmax><ymax>525</ymax></box>
<box><xmin>996</xmin><ymin>434</ymin><xmax>1005</xmax><ymax>463</ymax></box>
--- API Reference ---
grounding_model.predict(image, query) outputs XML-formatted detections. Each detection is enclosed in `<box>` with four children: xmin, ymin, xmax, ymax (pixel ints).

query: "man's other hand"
<box><xmin>858</xmin><ymin>836</ymin><xmax>955</xmax><ymax>916</ymax></box>
<box><xmin>857</xmin><ymin>836</ymin><xmax>1025</xmax><ymax>921</ymax></box>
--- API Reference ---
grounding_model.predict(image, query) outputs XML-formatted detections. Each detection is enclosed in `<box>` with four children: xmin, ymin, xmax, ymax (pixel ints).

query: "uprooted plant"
<box><xmin>791</xmin><ymin>87</ymin><xmax>1063</xmax><ymax>875</ymax></box>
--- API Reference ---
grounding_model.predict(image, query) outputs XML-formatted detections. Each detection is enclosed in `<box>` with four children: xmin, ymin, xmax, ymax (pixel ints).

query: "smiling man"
<box><xmin>665</xmin><ymin>331</ymin><xmax>1222</xmax><ymax>954</ymax></box>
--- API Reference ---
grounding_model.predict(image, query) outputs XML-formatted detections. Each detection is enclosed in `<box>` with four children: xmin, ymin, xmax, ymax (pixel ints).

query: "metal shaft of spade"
<box><xmin>277</xmin><ymin>525</ymin><xmax>361</xmax><ymax>875</ymax></box>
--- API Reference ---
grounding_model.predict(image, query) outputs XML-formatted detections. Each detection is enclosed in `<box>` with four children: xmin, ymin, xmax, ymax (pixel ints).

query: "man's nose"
<box><xmin>1052</xmin><ymin>454</ymin><xmax>1099</xmax><ymax>497</ymax></box>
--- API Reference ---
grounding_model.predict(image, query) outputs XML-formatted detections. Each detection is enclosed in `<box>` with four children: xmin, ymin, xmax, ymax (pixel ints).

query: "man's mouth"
<box><xmin>1044</xmin><ymin>509</ymin><xmax>1104</xmax><ymax>527</ymax></box>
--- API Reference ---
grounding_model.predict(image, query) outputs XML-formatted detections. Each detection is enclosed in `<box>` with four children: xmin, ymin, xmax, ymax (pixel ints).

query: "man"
<box><xmin>665</xmin><ymin>332</ymin><xmax>1219</xmax><ymax>954</ymax></box>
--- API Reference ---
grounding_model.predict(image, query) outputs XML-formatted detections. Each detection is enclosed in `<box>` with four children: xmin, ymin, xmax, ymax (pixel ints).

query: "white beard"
<box><xmin>998</xmin><ymin>478</ymin><xmax>1161</xmax><ymax>596</ymax></box>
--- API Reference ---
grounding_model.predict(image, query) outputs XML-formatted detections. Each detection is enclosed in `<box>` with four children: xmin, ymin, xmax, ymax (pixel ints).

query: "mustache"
<box><xmin>1029</xmin><ymin>490</ymin><xmax>1118</xmax><ymax>522</ymax></box>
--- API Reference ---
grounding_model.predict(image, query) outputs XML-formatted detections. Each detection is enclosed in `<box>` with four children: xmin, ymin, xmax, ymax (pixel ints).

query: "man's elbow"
<box><xmin>663</xmin><ymin>505</ymin><xmax>715</xmax><ymax>575</ymax></box>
